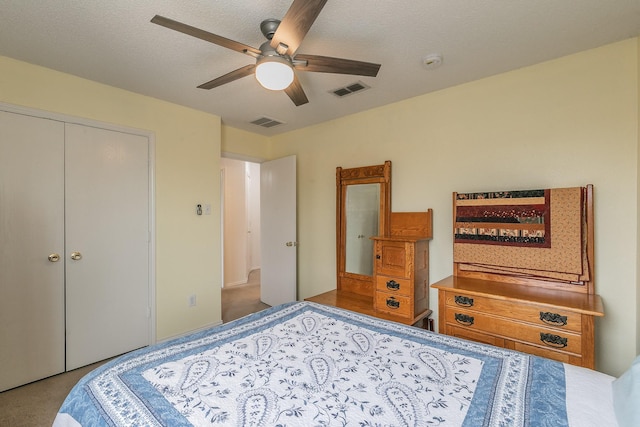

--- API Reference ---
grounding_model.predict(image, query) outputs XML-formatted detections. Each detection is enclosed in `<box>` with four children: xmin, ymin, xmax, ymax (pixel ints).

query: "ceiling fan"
<box><xmin>151</xmin><ymin>0</ymin><xmax>381</xmax><ymax>106</ymax></box>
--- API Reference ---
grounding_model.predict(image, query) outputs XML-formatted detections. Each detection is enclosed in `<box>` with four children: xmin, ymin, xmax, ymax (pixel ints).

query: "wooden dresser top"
<box><xmin>432</xmin><ymin>275</ymin><xmax>604</xmax><ymax>316</ymax></box>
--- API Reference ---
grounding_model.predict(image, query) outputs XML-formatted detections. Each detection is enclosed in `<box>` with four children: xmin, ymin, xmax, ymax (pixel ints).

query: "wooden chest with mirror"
<box><xmin>336</xmin><ymin>161</ymin><xmax>391</xmax><ymax>296</ymax></box>
<box><xmin>307</xmin><ymin>161</ymin><xmax>433</xmax><ymax>328</ymax></box>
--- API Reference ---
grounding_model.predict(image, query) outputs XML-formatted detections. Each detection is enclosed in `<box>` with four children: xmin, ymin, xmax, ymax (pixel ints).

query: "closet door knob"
<box><xmin>70</xmin><ymin>251</ymin><xmax>82</xmax><ymax>261</ymax></box>
<box><xmin>48</xmin><ymin>253</ymin><xmax>60</xmax><ymax>262</ymax></box>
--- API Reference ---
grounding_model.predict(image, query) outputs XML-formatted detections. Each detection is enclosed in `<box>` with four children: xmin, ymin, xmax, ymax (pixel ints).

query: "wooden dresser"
<box><xmin>433</xmin><ymin>185</ymin><xmax>604</xmax><ymax>369</ymax></box>
<box><xmin>372</xmin><ymin>236</ymin><xmax>430</xmax><ymax>324</ymax></box>
<box><xmin>432</xmin><ymin>275</ymin><xmax>603</xmax><ymax>368</ymax></box>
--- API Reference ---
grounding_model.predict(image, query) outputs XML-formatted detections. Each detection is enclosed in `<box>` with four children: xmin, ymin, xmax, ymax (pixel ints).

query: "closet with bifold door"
<box><xmin>0</xmin><ymin>107</ymin><xmax>152</xmax><ymax>392</ymax></box>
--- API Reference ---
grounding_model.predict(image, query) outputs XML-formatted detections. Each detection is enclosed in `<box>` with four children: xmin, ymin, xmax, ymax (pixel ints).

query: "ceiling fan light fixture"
<box><xmin>255</xmin><ymin>56</ymin><xmax>294</xmax><ymax>91</ymax></box>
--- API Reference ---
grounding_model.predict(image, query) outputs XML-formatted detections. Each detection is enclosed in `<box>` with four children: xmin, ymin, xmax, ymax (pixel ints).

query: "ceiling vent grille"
<box><xmin>330</xmin><ymin>81</ymin><xmax>370</xmax><ymax>98</ymax></box>
<box><xmin>250</xmin><ymin>116</ymin><xmax>284</xmax><ymax>128</ymax></box>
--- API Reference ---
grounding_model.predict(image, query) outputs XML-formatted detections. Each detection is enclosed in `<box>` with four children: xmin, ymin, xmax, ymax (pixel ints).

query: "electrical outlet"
<box><xmin>188</xmin><ymin>294</ymin><xmax>197</xmax><ymax>307</ymax></box>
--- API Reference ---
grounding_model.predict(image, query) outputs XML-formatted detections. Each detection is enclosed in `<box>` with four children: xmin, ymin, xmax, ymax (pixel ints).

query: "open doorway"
<box><xmin>220</xmin><ymin>157</ymin><xmax>270</xmax><ymax>322</ymax></box>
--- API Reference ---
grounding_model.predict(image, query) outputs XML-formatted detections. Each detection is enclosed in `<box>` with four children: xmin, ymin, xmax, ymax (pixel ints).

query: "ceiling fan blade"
<box><xmin>151</xmin><ymin>15</ymin><xmax>261</xmax><ymax>57</ymax></box>
<box><xmin>270</xmin><ymin>0</ymin><xmax>328</xmax><ymax>56</ymax></box>
<box><xmin>284</xmin><ymin>74</ymin><xmax>309</xmax><ymax>106</ymax></box>
<box><xmin>294</xmin><ymin>54</ymin><xmax>381</xmax><ymax>77</ymax></box>
<box><xmin>197</xmin><ymin>64</ymin><xmax>256</xmax><ymax>90</ymax></box>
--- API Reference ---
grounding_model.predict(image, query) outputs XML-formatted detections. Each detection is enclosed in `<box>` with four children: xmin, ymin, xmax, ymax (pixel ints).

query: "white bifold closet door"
<box><xmin>0</xmin><ymin>111</ymin><xmax>66</xmax><ymax>391</ymax></box>
<box><xmin>64</xmin><ymin>123</ymin><xmax>150</xmax><ymax>370</ymax></box>
<box><xmin>0</xmin><ymin>111</ymin><xmax>151</xmax><ymax>391</ymax></box>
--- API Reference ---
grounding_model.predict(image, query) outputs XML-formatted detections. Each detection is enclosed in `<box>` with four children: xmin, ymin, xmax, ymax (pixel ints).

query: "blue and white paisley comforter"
<box><xmin>53</xmin><ymin>301</ymin><xmax>591</xmax><ymax>426</ymax></box>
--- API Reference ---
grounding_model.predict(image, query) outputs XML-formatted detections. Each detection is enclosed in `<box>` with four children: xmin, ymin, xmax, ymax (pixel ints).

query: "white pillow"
<box><xmin>612</xmin><ymin>355</ymin><xmax>640</xmax><ymax>427</ymax></box>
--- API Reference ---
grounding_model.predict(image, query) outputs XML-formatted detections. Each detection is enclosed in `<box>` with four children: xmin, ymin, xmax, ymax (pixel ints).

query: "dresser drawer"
<box><xmin>449</xmin><ymin>324</ymin><xmax>575</xmax><ymax>364</ymax></box>
<box><xmin>444</xmin><ymin>308</ymin><xmax>582</xmax><ymax>355</ymax></box>
<box><xmin>444</xmin><ymin>292</ymin><xmax>582</xmax><ymax>333</ymax></box>
<box><xmin>446</xmin><ymin>325</ymin><xmax>506</xmax><ymax>347</ymax></box>
<box><xmin>375</xmin><ymin>275</ymin><xmax>411</xmax><ymax>296</ymax></box>
<box><xmin>511</xmin><ymin>341</ymin><xmax>573</xmax><ymax>364</ymax></box>
<box><xmin>375</xmin><ymin>292</ymin><xmax>412</xmax><ymax>318</ymax></box>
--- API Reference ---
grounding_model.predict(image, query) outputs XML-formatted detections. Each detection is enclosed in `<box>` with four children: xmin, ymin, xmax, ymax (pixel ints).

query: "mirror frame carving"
<box><xmin>336</xmin><ymin>161</ymin><xmax>391</xmax><ymax>296</ymax></box>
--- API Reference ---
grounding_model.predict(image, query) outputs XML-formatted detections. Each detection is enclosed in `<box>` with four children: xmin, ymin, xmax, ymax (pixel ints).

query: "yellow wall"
<box><xmin>222</xmin><ymin>126</ymin><xmax>271</xmax><ymax>160</ymax></box>
<box><xmin>225</xmin><ymin>38</ymin><xmax>639</xmax><ymax>376</ymax></box>
<box><xmin>0</xmin><ymin>56</ymin><xmax>222</xmax><ymax>341</ymax></box>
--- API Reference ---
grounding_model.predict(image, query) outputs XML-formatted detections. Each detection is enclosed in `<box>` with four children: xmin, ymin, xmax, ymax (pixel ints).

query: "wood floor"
<box><xmin>0</xmin><ymin>270</ymin><xmax>268</xmax><ymax>427</ymax></box>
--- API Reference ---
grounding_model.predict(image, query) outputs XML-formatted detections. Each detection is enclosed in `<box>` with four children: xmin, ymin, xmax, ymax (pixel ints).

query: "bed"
<box><xmin>53</xmin><ymin>301</ymin><xmax>619</xmax><ymax>426</ymax></box>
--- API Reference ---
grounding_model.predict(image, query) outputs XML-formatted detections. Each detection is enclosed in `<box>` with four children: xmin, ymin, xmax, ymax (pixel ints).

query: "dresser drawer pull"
<box><xmin>386</xmin><ymin>280</ymin><xmax>400</xmax><ymax>291</ymax></box>
<box><xmin>386</xmin><ymin>297</ymin><xmax>400</xmax><ymax>309</ymax></box>
<box><xmin>454</xmin><ymin>313</ymin><xmax>474</xmax><ymax>326</ymax></box>
<box><xmin>454</xmin><ymin>295</ymin><xmax>474</xmax><ymax>307</ymax></box>
<box><xmin>540</xmin><ymin>333</ymin><xmax>568</xmax><ymax>348</ymax></box>
<box><xmin>539</xmin><ymin>311</ymin><xmax>568</xmax><ymax>327</ymax></box>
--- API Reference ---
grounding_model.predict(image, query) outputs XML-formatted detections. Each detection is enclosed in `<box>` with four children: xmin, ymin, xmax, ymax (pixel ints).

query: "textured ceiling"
<box><xmin>1</xmin><ymin>1</ymin><xmax>639</xmax><ymax>136</ymax></box>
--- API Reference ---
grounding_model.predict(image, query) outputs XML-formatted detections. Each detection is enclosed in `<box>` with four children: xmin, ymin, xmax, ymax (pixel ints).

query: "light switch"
<box><xmin>203</xmin><ymin>204</ymin><xmax>212</xmax><ymax>215</ymax></box>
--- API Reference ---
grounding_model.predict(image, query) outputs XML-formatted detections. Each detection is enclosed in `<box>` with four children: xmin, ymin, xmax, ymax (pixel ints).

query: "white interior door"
<box><xmin>260</xmin><ymin>155</ymin><xmax>297</xmax><ymax>306</ymax></box>
<box><xmin>65</xmin><ymin>123</ymin><xmax>150</xmax><ymax>370</ymax></box>
<box><xmin>0</xmin><ymin>111</ymin><xmax>65</xmax><ymax>391</ymax></box>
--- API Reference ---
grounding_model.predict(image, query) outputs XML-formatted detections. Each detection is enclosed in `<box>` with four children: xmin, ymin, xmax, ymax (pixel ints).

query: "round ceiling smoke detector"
<box><xmin>422</xmin><ymin>54</ymin><xmax>443</xmax><ymax>69</ymax></box>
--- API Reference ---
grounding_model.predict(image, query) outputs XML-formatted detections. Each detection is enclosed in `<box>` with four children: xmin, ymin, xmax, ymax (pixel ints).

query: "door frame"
<box><xmin>0</xmin><ymin>101</ymin><xmax>157</xmax><ymax>345</ymax></box>
<box><xmin>220</xmin><ymin>152</ymin><xmax>266</xmax><ymax>290</ymax></box>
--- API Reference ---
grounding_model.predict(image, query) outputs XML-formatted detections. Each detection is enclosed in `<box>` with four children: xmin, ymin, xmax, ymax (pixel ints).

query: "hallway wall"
<box><xmin>221</xmin><ymin>158</ymin><xmax>260</xmax><ymax>286</ymax></box>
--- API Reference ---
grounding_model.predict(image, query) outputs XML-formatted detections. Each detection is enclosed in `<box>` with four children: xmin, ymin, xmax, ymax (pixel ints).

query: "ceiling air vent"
<box><xmin>330</xmin><ymin>81</ymin><xmax>370</xmax><ymax>98</ymax></box>
<box><xmin>250</xmin><ymin>116</ymin><xmax>284</xmax><ymax>128</ymax></box>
